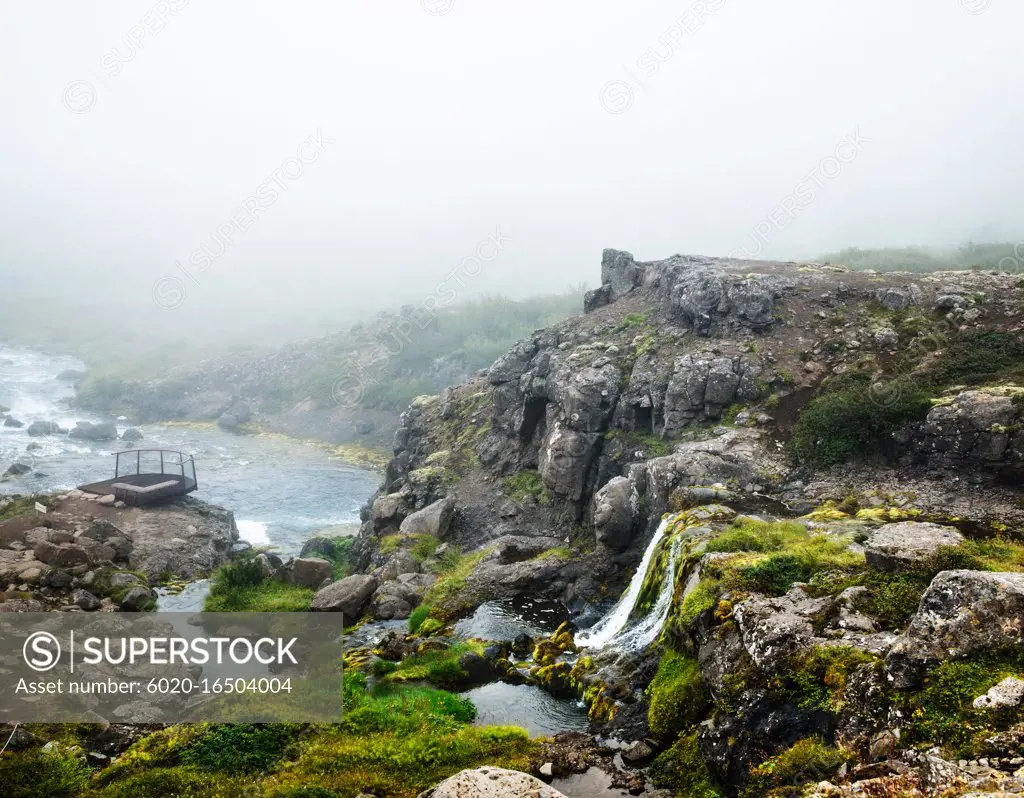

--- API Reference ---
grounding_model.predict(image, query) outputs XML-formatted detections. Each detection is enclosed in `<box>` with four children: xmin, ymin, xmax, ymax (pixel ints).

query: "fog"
<box><xmin>1</xmin><ymin>0</ymin><xmax>1021</xmax><ymax>346</ymax></box>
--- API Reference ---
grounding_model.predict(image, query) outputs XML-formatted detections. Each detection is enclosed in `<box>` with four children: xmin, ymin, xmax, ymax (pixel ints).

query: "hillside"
<box><xmin>341</xmin><ymin>248</ymin><xmax>1024</xmax><ymax>796</ymax></box>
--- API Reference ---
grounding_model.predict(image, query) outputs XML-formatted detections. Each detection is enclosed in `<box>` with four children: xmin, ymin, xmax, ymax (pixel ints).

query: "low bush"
<box><xmin>649</xmin><ymin>732</ymin><xmax>724</xmax><ymax>797</ymax></box>
<box><xmin>647</xmin><ymin>651</ymin><xmax>709</xmax><ymax>738</ymax></box>
<box><xmin>0</xmin><ymin>747</ymin><xmax>90</xmax><ymax>798</ymax></box>
<box><xmin>744</xmin><ymin>737</ymin><xmax>848</xmax><ymax>797</ymax></box>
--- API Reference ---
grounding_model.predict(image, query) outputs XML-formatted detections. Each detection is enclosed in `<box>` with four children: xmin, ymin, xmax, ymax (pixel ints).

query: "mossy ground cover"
<box><xmin>8</xmin><ymin>675</ymin><xmax>538</xmax><ymax>798</ymax></box>
<box><xmin>742</xmin><ymin>737</ymin><xmax>848</xmax><ymax>798</ymax></box>
<box><xmin>372</xmin><ymin>641</ymin><xmax>485</xmax><ymax>688</ymax></box>
<box><xmin>646</xmin><ymin>651</ymin><xmax>709</xmax><ymax>739</ymax></box>
<box><xmin>203</xmin><ymin>548</ymin><xmax>348</xmax><ymax>613</ymax></box>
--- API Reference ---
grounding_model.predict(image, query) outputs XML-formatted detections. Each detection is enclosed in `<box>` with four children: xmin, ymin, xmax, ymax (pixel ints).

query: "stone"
<box><xmin>973</xmin><ymin>677</ymin><xmax>1024</xmax><ymax>710</ymax></box>
<box><xmin>592</xmin><ymin>476</ymin><xmax>636</xmax><ymax>552</ymax></box>
<box><xmin>96</xmin><ymin>494</ymin><xmax>117</xmax><ymax>507</ymax></box>
<box><xmin>108</xmin><ymin>572</ymin><xmax>141</xmax><ymax>589</ymax></box>
<box><xmin>310</xmin><ymin>574</ymin><xmax>378</xmax><ymax>618</ymax></box>
<box><xmin>73</xmin><ymin>589</ymin><xmax>101</xmax><ymax>611</ymax></box>
<box><xmin>120</xmin><ymin>427</ymin><xmax>144</xmax><ymax>441</ymax></box>
<box><xmin>423</xmin><ymin>767</ymin><xmax>568</xmax><ymax>798</ymax></box>
<box><xmin>377</xmin><ymin>550</ymin><xmax>421</xmax><ymax>581</ymax></box>
<box><xmin>26</xmin><ymin>420</ymin><xmax>64</xmax><ymax>436</ymax></box>
<box><xmin>41</xmin><ymin>568</ymin><xmax>73</xmax><ymax>589</ymax></box>
<box><xmin>621</xmin><ymin>740</ymin><xmax>656</xmax><ymax>764</ymax></box>
<box><xmin>400</xmin><ymin>496</ymin><xmax>456</xmax><ymax>539</ymax></box>
<box><xmin>2</xmin><ymin>462</ymin><xmax>31</xmax><ymax>478</ymax></box>
<box><xmin>117</xmin><ymin>586</ymin><xmax>156</xmax><ymax>611</ymax></box>
<box><xmin>217</xmin><ymin>402</ymin><xmax>252</xmax><ymax>429</ymax></box>
<box><xmin>290</xmin><ymin>557</ymin><xmax>333</xmax><ymax>589</ymax></box>
<box><xmin>865</xmin><ymin>522</ymin><xmax>965</xmax><ymax>571</ymax></box>
<box><xmin>34</xmin><ymin>541</ymin><xmax>90</xmax><ymax>568</ymax></box>
<box><xmin>3</xmin><ymin>416</ymin><xmax>24</xmax><ymax>428</ymax></box>
<box><xmin>887</xmin><ymin>571</ymin><xmax>1024</xmax><ymax>688</ymax></box>
<box><xmin>68</xmin><ymin>421</ymin><xmax>118</xmax><ymax>441</ymax></box>
<box><xmin>300</xmin><ymin>537</ymin><xmax>340</xmax><ymax>558</ymax></box>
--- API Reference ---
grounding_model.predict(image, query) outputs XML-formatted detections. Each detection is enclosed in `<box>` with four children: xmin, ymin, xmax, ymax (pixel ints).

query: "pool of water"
<box><xmin>461</xmin><ymin>681</ymin><xmax>589</xmax><ymax>737</ymax></box>
<box><xmin>453</xmin><ymin>597</ymin><xmax>570</xmax><ymax>641</ymax></box>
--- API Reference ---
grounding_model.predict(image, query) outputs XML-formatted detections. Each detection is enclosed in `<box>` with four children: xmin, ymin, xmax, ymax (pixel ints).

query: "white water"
<box><xmin>608</xmin><ymin>535</ymin><xmax>682</xmax><ymax>651</ymax></box>
<box><xmin>576</xmin><ymin>517</ymin><xmax>671</xmax><ymax>649</ymax></box>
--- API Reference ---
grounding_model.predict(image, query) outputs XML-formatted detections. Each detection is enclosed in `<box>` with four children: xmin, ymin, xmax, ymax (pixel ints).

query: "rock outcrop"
<box><xmin>420</xmin><ymin>767</ymin><xmax>568</xmax><ymax>798</ymax></box>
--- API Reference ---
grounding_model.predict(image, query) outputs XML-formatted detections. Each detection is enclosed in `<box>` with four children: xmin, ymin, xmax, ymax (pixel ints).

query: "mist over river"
<box><xmin>0</xmin><ymin>346</ymin><xmax>381</xmax><ymax>554</ymax></box>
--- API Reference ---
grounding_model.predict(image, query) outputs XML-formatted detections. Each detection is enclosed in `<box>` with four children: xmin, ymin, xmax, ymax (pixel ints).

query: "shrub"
<box><xmin>740</xmin><ymin>554</ymin><xmax>812</xmax><ymax>596</ymax></box>
<box><xmin>787</xmin><ymin>647</ymin><xmax>878</xmax><ymax>714</ymax></box>
<box><xmin>789</xmin><ymin>373</ymin><xmax>932</xmax><ymax>467</ymax></box>
<box><xmin>0</xmin><ymin>747</ymin><xmax>90</xmax><ymax>798</ymax></box>
<box><xmin>647</xmin><ymin>651</ymin><xmax>710</xmax><ymax>738</ymax></box>
<box><xmin>180</xmin><ymin>724</ymin><xmax>302</xmax><ymax>774</ymax></box>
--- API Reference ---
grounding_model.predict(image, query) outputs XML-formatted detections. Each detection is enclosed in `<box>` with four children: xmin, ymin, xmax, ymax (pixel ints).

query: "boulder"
<box><xmin>538</xmin><ymin>424</ymin><xmax>600</xmax><ymax>501</ymax></box>
<box><xmin>120</xmin><ymin>428</ymin><xmax>144</xmax><ymax>442</ymax></box>
<box><xmin>26</xmin><ymin>420</ymin><xmax>64</xmax><ymax>436</ymax></box>
<box><xmin>592</xmin><ymin>476</ymin><xmax>636</xmax><ymax>552</ymax></box>
<box><xmin>290</xmin><ymin>557</ymin><xmax>333</xmax><ymax>589</ymax></box>
<box><xmin>217</xmin><ymin>402</ymin><xmax>251</xmax><ymax>429</ymax></box>
<box><xmin>733</xmin><ymin>587</ymin><xmax>834</xmax><ymax>674</ymax></box>
<box><xmin>73</xmin><ymin>589</ymin><xmax>101</xmax><ymax>611</ymax></box>
<box><xmin>34</xmin><ymin>541</ymin><xmax>90</xmax><ymax>568</ymax></box>
<box><xmin>300</xmin><ymin>537</ymin><xmax>340</xmax><ymax>559</ymax></box>
<box><xmin>973</xmin><ymin>676</ymin><xmax>1024</xmax><ymax>711</ymax></box>
<box><xmin>310</xmin><ymin>574</ymin><xmax>378</xmax><ymax>619</ymax></box>
<box><xmin>2</xmin><ymin>463</ymin><xmax>31</xmax><ymax>479</ymax></box>
<box><xmin>117</xmin><ymin>586</ymin><xmax>156</xmax><ymax>611</ymax></box>
<box><xmin>369</xmin><ymin>579</ymin><xmax>422</xmax><ymax>620</ymax></box>
<box><xmin>377</xmin><ymin>550</ymin><xmax>421</xmax><ymax>581</ymax></box>
<box><xmin>108</xmin><ymin>572</ymin><xmax>141</xmax><ymax>590</ymax></box>
<box><xmin>399</xmin><ymin>496</ymin><xmax>455</xmax><ymax>539</ymax></box>
<box><xmin>3</xmin><ymin>416</ymin><xmax>24</xmax><ymax>428</ymax></box>
<box><xmin>887</xmin><ymin>571</ymin><xmax>1024</xmax><ymax>688</ymax></box>
<box><xmin>865</xmin><ymin>522</ymin><xmax>964</xmax><ymax>572</ymax></box>
<box><xmin>68</xmin><ymin>421</ymin><xmax>118</xmax><ymax>441</ymax></box>
<box><xmin>423</xmin><ymin>767</ymin><xmax>568</xmax><ymax>798</ymax></box>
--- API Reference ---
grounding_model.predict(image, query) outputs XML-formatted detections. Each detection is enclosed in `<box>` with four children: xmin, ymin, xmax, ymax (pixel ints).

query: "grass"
<box><xmin>743</xmin><ymin>737</ymin><xmax>848</xmax><ymax>798</ymax></box>
<box><xmin>649</xmin><ymin>732</ymin><xmax>724</xmax><ymax>798</ymax></box>
<box><xmin>373</xmin><ymin>642</ymin><xmax>484</xmax><ymax>688</ymax></box>
<box><xmin>408</xmin><ymin>604</ymin><xmax>431</xmax><ymax>633</ymax></box>
<box><xmin>203</xmin><ymin>555</ymin><xmax>314</xmax><ymax>612</ymax></box>
<box><xmin>81</xmin><ymin>673</ymin><xmax>538</xmax><ymax>798</ymax></box>
<box><xmin>421</xmin><ymin>546</ymin><xmax>494</xmax><ymax>619</ymax></box>
<box><xmin>501</xmin><ymin>470</ymin><xmax>550</xmax><ymax>503</ymax></box>
<box><xmin>0</xmin><ymin>746</ymin><xmax>91</xmax><ymax>798</ymax></box>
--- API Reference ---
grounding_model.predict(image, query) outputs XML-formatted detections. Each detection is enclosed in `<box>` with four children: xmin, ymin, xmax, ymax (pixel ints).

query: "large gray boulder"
<box><xmin>538</xmin><ymin>423</ymin><xmax>600</xmax><ymax>501</ymax></box>
<box><xmin>2</xmin><ymin>462</ymin><xmax>31</xmax><ymax>479</ymax></box>
<box><xmin>69</xmin><ymin>421</ymin><xmax>118</xmax><ymax>441</ymax></box>
<box><xmin>909</xmin><ymin>389</ymin><xmax>1023</xmax><ymax>471</ymax></box>
<box><xmin>120</xmin><ymin>427</ymin><xmax>144</xmax><ymax>442</ymax></box>
<box><xmin>887</xmin><ymin>571</ymin><xmax>1024</xmax><ymax>688</ymax></box>
<box><xmin>309</xmin><ymin>573</ymin><xmax>378</xmax><ymax>619</ymax></box>
<box><xmin>369</xmin><ymin>576</ymin><xmax>428</xmax><ymax>620</ymax></box>
<box><xmin>663</xmin><ymin>354</ymin><xmax>762</xmax><ymax>433</ymax></box>
<box><xmin>865</xmin><ymin>522</ymin><xmax>964</xmax><ymax>572</ymax></box>
<box><xmin>421</xmin><ymin>767</ymin><xmax>568</xmax><ymax>798</ymax></box>
<box><xmin>592</xmin><ymin>476</ymin><xmax>636</xmax><ymax>552</ymax></box>
<box><xmin>217</xmin><ymin>401</ymin><xmax>252</xmax><ymax>429</ymax></box>
<box><xmin>3</xmin><ymin>416</ymin><xmax>24</xmax><ymax>428</ymax></box>
<box><xmin>400</xmin><ymin>496</ymin><xmax>455</xmax><ymax>539</ymax></box>
<box><xmin>26</xmin><ymin>420</ymin><xmax>64</xmax><ymax>436</ymax></box>
<box><xmin>289</xmin><ymin>557</ymin><xmax>333</xmax><ymax>589</ymax></box>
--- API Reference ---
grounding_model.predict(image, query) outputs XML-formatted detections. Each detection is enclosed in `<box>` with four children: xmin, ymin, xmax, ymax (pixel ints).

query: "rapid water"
<box><xmin>0</xmin><ymin>345</ymin><xmax>381</xmax><ymax>555</ymax></box>
<box><xmin>575</xmin><ymin>517</ymin><xmax>672</xmax><ymax>649</ymax></box>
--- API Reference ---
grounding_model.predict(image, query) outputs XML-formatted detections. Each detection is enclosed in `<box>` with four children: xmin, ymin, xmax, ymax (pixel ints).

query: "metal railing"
<box><xmin>114</xmin><ymin>449</ymin><xmax>198</xmax><ymax>490</ymax></box>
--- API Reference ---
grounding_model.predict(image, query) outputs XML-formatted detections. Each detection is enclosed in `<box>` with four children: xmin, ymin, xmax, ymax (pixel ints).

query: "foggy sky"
<box><xmin>1</xmin><ymin>0</ymin><xmax>1022</xmax><ymax>342</ymax></box>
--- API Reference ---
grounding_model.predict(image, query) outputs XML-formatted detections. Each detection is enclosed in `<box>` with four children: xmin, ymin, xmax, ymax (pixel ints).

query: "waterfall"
<box><xmin>608</xmin><ymin>534</ymin><xmax>682</xmax><ymax>651</ymax></box>
<box><xmin>576</xmin><ymin>517</ymin><xmax>672</xmax><ymax>649</ymax></box>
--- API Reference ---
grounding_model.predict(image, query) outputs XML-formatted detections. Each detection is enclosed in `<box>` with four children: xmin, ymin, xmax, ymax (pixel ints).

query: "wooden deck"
<box><xmin>77</xmin><ymin>474</ymin><xmax>197</xmax><ymax>506</ymax></box>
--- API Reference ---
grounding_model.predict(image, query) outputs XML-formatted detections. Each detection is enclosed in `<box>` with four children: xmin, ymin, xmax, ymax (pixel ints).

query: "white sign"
<box><xmin>34</xmin><ymin>502</ymin><xmax>46</xmax><ymax>514</ymax></box>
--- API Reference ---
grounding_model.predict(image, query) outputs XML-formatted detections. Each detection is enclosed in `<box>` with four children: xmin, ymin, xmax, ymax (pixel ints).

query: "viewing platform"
<box><xmin>78</xmin><ymin>449</ymin><xmax>198</xmax><ymax>507</ymax></box>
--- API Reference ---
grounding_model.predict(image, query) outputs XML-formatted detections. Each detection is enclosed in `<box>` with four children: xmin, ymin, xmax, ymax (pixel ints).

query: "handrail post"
<box><xmin>137</xmin><ymin>450</ymin><xmax>141</xmax><ymax>476</ymax></box>
<box><xmin>160</xmin><ymin>451</ymin><xmax>164</xmax><ymax>474</ymax></box>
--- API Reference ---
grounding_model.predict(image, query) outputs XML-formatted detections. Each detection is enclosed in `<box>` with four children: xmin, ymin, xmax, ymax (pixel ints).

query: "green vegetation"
<box><xmin>647</xmin><ymin>651</ymin><xmax>710</xmax><ymax>739</ymax></box>
<box><xmin>421</xmin><ymin>546</ymin><xmax>493</xmax><ymax>619</ymax></box>
<box><xmin>0</xmin><ymin>746</ymin><xmax>91</xmax><ymax>798</ymax></box>
<box><xmin>789</xmin><ymin>372</ymin><xmax>933</xmax><ymax>468</ymax></box>
<box><xmin>203</xmin><ymin>554</ymin><xmax>305</xmax><ymax>612</ymax></box>
<box><xmin>408</xmin><ymin>604</ymin><xmax>432</xmax><ymax>633</ymax></box>
<box><xmin>649</xmin><ymin>732</ymin><xmax>724</xmax><ymax>798</ymax></box>
<box><xmin>501</xmin><ymin>470</ymin><xmax>550</xmax><ymax>504</ymax></box>
<box><xmin>373</xmin><ymin>642</ymin><xmax>483</xmax><ymax>688</ymax></box>
<box><xmin>606</xmin><ymin>429</ymin><xmax>673</xmax><ymax>459</ymax></box>
<box><xmin>786</xmin><ymin>647</ymin><xmax>879</xmax><ymax>714</ymax></box>
<box><xmin>179</xmin><ymin>724</ymin><xmax>302</xmax><ymax>773</ymax></box>
<box><xmin>924</xmin><ymin>330</ymin><xmax>1024</xmax><ymax>388</ymax></box>
<box><xmin>819</xmin><ymin>241</ymin><xmax>1024</xmax><ymax>273</ymax></box>
<box><xmin>900</xmin><ymin>651</ymin><xmax>1024</xmax><ymax>758</ymax></box>
<box><xmin>743</xmin><ymin>737</ymin><xmax>848</xmax><ymax>798</ymax></box>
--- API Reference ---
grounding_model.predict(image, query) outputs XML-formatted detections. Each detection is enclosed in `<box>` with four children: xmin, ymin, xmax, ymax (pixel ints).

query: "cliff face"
<box><xmin>357</xmin><ymin>250</ymin><xmax>1024</xmax><ymax>604</ymax></box>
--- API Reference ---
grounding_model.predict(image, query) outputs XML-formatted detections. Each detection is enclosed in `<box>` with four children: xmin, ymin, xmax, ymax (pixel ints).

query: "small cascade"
<box><xmin>608</xmin><ymin>534</ymin><xmax>682</xmax><ymax>652</ymax></box>
<box><xmin>576</xmin><ymin>517</ymin><xmax>671</xmax><ymax>649</ymax></box>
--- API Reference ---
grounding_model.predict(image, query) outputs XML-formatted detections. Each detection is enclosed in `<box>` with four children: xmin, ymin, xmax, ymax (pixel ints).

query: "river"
<box><xmin>0</xmin><ymin>345</ymin><xmax>380</xmax><ymax>554</ymax></box>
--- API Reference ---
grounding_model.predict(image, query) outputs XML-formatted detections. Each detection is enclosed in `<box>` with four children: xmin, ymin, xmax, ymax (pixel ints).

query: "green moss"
<box><xmin>647</xmin><ymin>651</ymin><xmax>710</xmax><ymax>739</ymax></box>
<box><xmin>180</xmin><ymin>724</ymin><xmax>302</xmax><ymax>774</ymax></box>
<box><xmin>901</xmin><ymin>651</ymin><xmax>1024</xmax><ymax>758</ymax></box>
<box><xmin>649</xmin><ymin>732</ymin><xmax>724</xmax><ymax>797</ymax></box>
<box><xmin>378</xmin><ymin>642</ymin><xmax>485</xmax><ymax>688</ymax></box>
<box><xmin>203</xmin><ymin>556</ymin><xmax>315</xmax><ymax>612</ymax></box>
<box><xmin>422</xmin><ymin>546</ymin><xmax>493</xmax><ymax>618</ymax></box>
<box><xmin>786</xmin><ymin>646</ymin><xmax>879</xmax><ymax>714</ymax></box>
<box><xmin>744</xmin><ymin>737</ymin><xmax>848</xmax><ymax>798</ymax></box>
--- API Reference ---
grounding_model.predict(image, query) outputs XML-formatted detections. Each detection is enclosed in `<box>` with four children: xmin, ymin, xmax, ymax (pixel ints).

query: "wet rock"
<box><xmin>3</xmin><ymin>416</ymin><xmax>24</xmax><ymax>428</ymax></box>
<box><xmin>26</xmin><ymin>420</ymin><xmax>65</xmax><ymax>436</ymax></box>
<box><xmin>421</xmin><ymin>767</ymin><xmax>568</xmax><ymax>798</ymax></box>
<box><xmin>887</xmin><ymin>570</ymin><xmax>1024</xmax><ymax>688</ymax></box>
<box><xmin>592</xmin><ymin>476</ymin><xmax>636</xmax><ymax>552</ymax></box>
<box><xmin>369</xmin><ymin>578</ymin><xmax>422</xmax><ymax>620</ymax></box>
<box><xmin>118</xmin><ymin>586</ymin><xmax>156</xmax><ymax>611</ymax></box>
<box><xmin>68</xmin><ymin>421</ymin><xmax>118</xmax><ymax>441</ymax></box>
<box><xmin>375</xmin><ymin>630</ymin><xmax>412</xmax><ymax>661</ymax></box>
<box><xmin>120</xmin><ymin>427</ymin><xmax>144</xmax><ymax>441</ymax></box>
<box><xmin>513</xmin><ymin>633</ymin><xmax>534</xmax><ymax>657</ymax></box>
<box><xmin>290</xmin><ymin>557</ymin><xmax>333</xmax><ymax>589</ymax></box>
<box><xmin>41</xmin><ymin>568</ymin><xmax>73</xmax><ymax>588</ymax></box>
<box><xmin>217</xmin><ymin>402</ymin><xmax>252</xmax><ymax>429</ymax></box>
<box><xmin>2</xmin><ymin>462</ymin><xmax>31</xmax><ymax>478</ymax></box>
<box><xmin>864</xmin><ymin>522</ymin><xmax>964</xmax><ymax>572</ymax></box>
<box><xmin>310</xmin><ymin>573</ymin><xmax>378</xmax><ymax>618</ymax></box>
